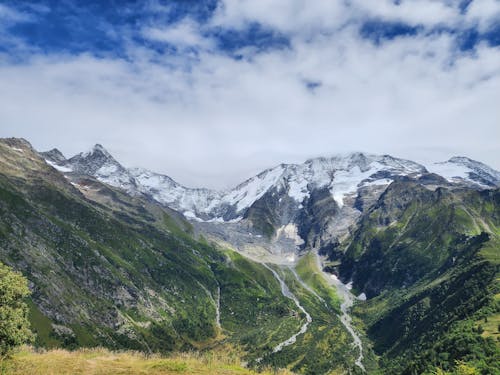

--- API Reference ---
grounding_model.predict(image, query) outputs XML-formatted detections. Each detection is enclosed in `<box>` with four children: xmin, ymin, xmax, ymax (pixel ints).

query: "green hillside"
<box><xmin>0</xmin><ymin>139</ymin><xmax>307</xmax><ymax>365</ymax></box>
<box><xmin>335</xmin><ymin>181</ymin><xmax>500</xmax><ymax>374</ymax></box>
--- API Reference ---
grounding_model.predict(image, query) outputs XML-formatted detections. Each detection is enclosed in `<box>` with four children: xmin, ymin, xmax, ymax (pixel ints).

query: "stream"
<box><xmin>315</xmin><ymin>253</ymin><xmax>365</xmax><ymax>372</ymax></box>
<box><xmin>215</xmin><ymin>285</ymin><xmax>221</xmax><ymax>329</ymax></box>
<box><xmin>262</xmin><ymin>263</ymin><xmax>313</xmax><ymax>353</ymax></box>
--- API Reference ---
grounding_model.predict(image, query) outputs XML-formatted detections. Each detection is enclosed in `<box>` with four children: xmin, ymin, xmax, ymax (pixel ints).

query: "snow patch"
<box><xmin>96</xmin><ymin>163</ymin><xmax>118</xmax><ymax>175</ymax></box>
<box><xmin>223</xmin><ymin>165</ymin><xmax>285</xmax><ymax>212</ymax></box>
<box><xmin>329</xmin><ymin>165</ymin><xmax>381</xmax><ymax>207</ymax></box>
<box><xmin>427</xmin><ymin>162</ymin><xmax>470</xmax><ymax>182</ymax></box>
<box><xmin>45</xmin><ymin>160</ymin><xmax>73</xmax><ymax>173</ymax></box>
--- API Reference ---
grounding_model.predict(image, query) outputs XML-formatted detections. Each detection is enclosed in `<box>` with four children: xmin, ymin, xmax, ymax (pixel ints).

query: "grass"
<box><xmin>477</xmin><ymin>313</ymin><xmax>500</xmax><ymax>340</ymax></box>
<box><xmin>0</xmin><ymin>347</ymin><xmax>295</xmax><ymax>375</ymax></box>
<box><xmin>295</xmin><ymin>252</ymin><xmax>341</xmax><ymax>311</ymax></box>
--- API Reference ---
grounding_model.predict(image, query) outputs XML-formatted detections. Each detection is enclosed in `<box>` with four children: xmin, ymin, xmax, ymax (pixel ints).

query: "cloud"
<box><xmin>465</xmin><ymin>0</ymin><xmax>500</xmax><ymax>31</ymax></box>
<box><xmin>211</xmin><ymin>1</ymin><xmax>349</xmax><ymax>35</ymax></box>
<box><xmin>142</xmin><ymin>19</ymin><xmax>214</xmax><ymax>49</ymax></box>
<box><xmin>353</xmin><ymin>0</ymin><xmax>460</xmax><ymax>27</ymax></box>
<box><xmin>0</xmin><ymin>1</ymin><xmax>499</xmax><ymax>188</ymax></box>
<box><xmin>0</xmin><ymin>4</ymin><xmax>32</xmax><ymax>23</ymax></box>
<box><xmin>211</xmin><ymin>0</ymin><xmax>461</xmax><ymax>35</ymax></box>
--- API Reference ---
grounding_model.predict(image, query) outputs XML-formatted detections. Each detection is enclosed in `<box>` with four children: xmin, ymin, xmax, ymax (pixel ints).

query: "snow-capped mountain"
<box><xmin>41</xmin><ymin>148</ymin><xmax>66</xmax><ymax>164</ymax></box>
<box><xmin>427</xmin><ymin>156</ymin><xmax>500</xmax><ymax>188</ymax></box>
<box><xmin>41</xmin><ymin>145</ymin><xmax>500</xmax><ymax>228</ymax></box>
<box><xmin>45</xmin><ymin>144</ymin><xmax>139</xmax><ymax>192</ymax></box>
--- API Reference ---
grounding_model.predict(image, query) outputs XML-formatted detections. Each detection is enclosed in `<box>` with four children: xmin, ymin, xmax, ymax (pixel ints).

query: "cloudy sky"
<box><xmin>0</xmin><ymin>0</ymin><xmax>499</xmax><ymax>188</ymax></box>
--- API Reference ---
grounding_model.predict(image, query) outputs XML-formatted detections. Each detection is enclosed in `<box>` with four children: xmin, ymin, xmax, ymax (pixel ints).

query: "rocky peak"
<box><xmin>67</xmin><ymin>144</ymin><xmax>123</xmax><ymax>176</ymax></box>
<box><xmin>40</xmin><ymin>148</ymin><xmax>66</xmax><ymax>164</ymax></box>
<box><xmin>81</xmin><ymin>144</ymin><xmax>112</xmax><ymax>159</ymax></box>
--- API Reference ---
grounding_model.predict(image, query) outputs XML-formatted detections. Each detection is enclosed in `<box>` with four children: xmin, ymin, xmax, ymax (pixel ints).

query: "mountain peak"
<box><xmin>428</xmin><ymin>156</ymin><xmax>500</xmax><ymax>187</ymax></box>
<box><xmin>448</xmin><ymin>156</ymin><xmax>471</xmax><ymax>163</ymax></box>
<box><xmin>1</xmin><ymin>137</ymin><xmax>34</xmax><ymax>151</ymax></box>
<box><xmin>65</xmin><ymin>143</ymin><xmax>124</xmax><ymax>177</ymax></box>
<box><xmin>81</xmin><ymin>144</ymin><xmax>112</xmax><ymax>159</ymax></box>
<box><xmin>40</xmin><ymin>148</ymin><xmax>66</xmax><ymax>164</ymax></box>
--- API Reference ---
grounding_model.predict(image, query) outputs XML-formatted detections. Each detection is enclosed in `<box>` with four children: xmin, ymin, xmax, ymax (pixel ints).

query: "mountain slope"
<box><xmin>4</xmin><ymin>137</ymin><xmax>499</xmax><ymax>374</ymax></box>
<box><xmin>328</xmin><ymin>180</ymin><xmax>500</xmax><ymax>374</ymax></box>
<box><xmin>1</xmin><ymin>138</ymin><xmax>365</xmax><ymax>374</ymax></box>
<box><xmin>0</xmin><ymin>139</ymin><xmax>303</xmax><ymax>357</ymax></box>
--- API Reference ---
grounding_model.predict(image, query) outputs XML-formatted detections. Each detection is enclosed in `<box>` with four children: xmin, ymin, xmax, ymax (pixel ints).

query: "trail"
<box><xmin>262</xmin><ymin>263</ymin><xmax>312</xmax><ymax>353</ymax></box>
<box><xmin>315</xmin><ymin>253</ymin><xmax>365</xmax><ymax>372</ymax></box>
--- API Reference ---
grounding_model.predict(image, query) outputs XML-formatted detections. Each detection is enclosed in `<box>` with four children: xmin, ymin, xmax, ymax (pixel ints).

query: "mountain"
<box><xmin>0</xmin><ymin>138</ymin><xmax>361</xmax><ymax>374</ymax></box>
<box><xmin>40</xmin><ymin>148</ymin><xmax>66</xmax><ymax>164</ymax></box>
<box><xmin>428</xmin><ymin>156</ymin><xmax>500</xmax><ymax>188</ymax></box>
<box><xmin>335</xmin><ymin>181</ymin><xmax>500</xmax><ymax>374</ymax></box>
<box><xmin>2</xmin><ymin>137</ymin><xmax>498</xmax><ymax>374</ymax></box>
<box><xmin>52</xmin><ymin>148</ymin><xmax>430</xmax><ymax>221</ymax></box>
<box><xmin>52</xmin><ymin>147</ymin><xmax>500</xmax><ymax>224</ymax></box>
<box><xmin>45</xmin><ymin>145</ymin><xmax>500</xmax><ymax>255</ymax></box>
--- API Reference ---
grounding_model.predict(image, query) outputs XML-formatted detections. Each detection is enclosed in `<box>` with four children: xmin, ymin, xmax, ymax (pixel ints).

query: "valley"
<box><xmin>0</xmin><ymin>137</ymin><xmax>498</xmax><ymax>374</ymax></box>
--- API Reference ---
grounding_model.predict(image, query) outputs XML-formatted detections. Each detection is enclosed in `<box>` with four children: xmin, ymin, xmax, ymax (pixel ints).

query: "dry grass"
<box><xmin>0</xmin><ymin>347</ymin><xmax>294</xmax><ymax>375</ymax></box>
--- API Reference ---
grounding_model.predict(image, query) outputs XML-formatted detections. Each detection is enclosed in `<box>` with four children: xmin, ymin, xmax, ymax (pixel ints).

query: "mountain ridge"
<box><xmin>41</xmin><ymin>144</ymin><xmax>500</xmax><ymax>224</ymax></box>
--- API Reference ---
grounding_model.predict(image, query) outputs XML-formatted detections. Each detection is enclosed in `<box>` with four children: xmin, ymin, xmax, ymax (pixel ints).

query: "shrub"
<box><xmin>0</xmin><ymin>262</ymin><xmax>33</xmax><ymax>356</ymax></box>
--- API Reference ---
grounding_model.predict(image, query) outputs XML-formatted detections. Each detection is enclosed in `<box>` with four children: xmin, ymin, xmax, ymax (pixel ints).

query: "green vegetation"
<box><xmin>295</xmin><ymin>252</ymin><xmax>341</xmax><ymax>310</ymax></box>
<box><xmin>252</xmin><ymin>260</ymin><xmax>374</xmax><ymax>374</ymax></box>
<box><xmin>0</xmin><ymin>141</ymin><xmax>322</xmax><ymax>370</ymax></box>
<box><xmin>0</xmin><ymin>346</ymin><xmax>294</xmax><ymax>375</ymax></box>
<box><xmin>0</xmin><ymin>262</ymin><xmax>33</xmax><ymax>356</ymax></box>
<box><xmin>340</xmin><ymin>183</ymin><xmax>500</xmax><ymax>374</ymax></box>
<box><xmin>1</xmin><ymin>140</ymin><xmax>499</xmax><ymax>374</ymax></box>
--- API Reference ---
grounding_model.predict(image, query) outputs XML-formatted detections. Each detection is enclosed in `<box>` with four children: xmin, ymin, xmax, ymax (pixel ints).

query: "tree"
<box><xmin>0</xmin><ymin>262</ymin><xmax>33</xmax><ymax>356</ymax></box>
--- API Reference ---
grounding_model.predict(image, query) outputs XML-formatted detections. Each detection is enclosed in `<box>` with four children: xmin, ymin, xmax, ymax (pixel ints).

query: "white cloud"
<box><xmin>0</xmin><ymin>1</ymin><xmax>499</xmax><ymax>188</ymax></box>
<box><xmin>353</xmin><ymin>0</ymin><xmax>460</xmax><ymax>27</ymax></box>
<box><xmin>465</xmin><ymin>0</ymin><xmax>500</xmax><ymax>31</ymax></box>
<box><xmin>211</xmin><ymin>0</ymin><xmax>462</xmax><ymax>34</ymax></box>
<box><xmin>142</xmin><ymin>19</ymin><xmax>213</xmax><ymax>49</ymax></box>
<box><xmin>0</xmin><ymin>4</ymin><xmax>31</xmax><ymax>23</ymax></box>
<box><xmin>211</xmin><ymin>1</ymin><xmax>349</xmax><ymax>34</ymax></box>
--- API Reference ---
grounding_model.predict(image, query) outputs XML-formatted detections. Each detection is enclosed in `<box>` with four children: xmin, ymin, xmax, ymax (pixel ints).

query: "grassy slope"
<box><xmin>1</xmin><ymin>346</ymin><xmax>294</xmax><ymax>375</ymax></box>
<box><xmin>295</xmin><ymin>252</ymin><xmax>340</xmax><ymax>309</ymax></box>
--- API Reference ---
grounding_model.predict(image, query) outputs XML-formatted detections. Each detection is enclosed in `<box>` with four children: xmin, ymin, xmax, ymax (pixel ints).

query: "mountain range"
<box><xmin>42</xmin><ymin>144</ymin><xmax>500</xmax><ymax>223</ymax></box>
<box><xmin>42</xmin><ymin>144</ymin><xmax>500</xmax><ymax>257</ymax></box>
<box><xmin>1</xmin><ymin>137</ymin><xmax>498</xmax><ymax>374</ymax></box>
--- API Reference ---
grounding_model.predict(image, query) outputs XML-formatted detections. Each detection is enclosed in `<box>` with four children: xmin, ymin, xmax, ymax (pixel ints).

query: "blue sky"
<box><xmin>0</xmin><ymin>0</ymin><xmax>499</xmax><ymax>188</ymax></box>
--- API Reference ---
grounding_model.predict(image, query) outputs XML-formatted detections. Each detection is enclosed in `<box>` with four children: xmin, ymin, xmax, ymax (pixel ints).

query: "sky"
<box><xmin>0</xmin><ymin>0</ymin><xmax>499</xmax><ymax>189</ymax></box>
